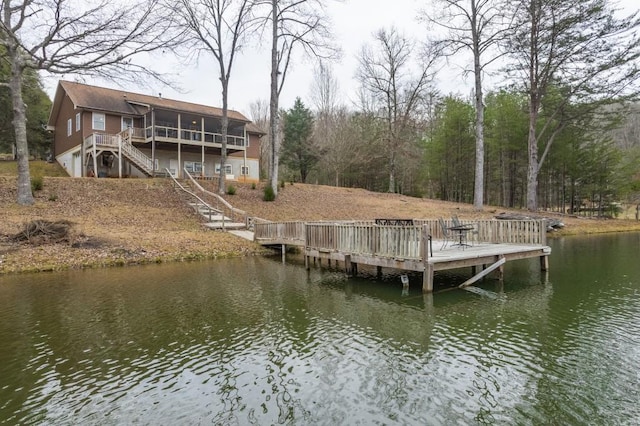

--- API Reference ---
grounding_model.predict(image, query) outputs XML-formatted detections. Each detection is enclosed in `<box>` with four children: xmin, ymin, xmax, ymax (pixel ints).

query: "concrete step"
<box><xmin>198</xmin><ymin>213</ymin><xmax>231</xmax><ymax>221</ymax></box>
<box><xmin>203</xmin><ymin>222</ymin><xmax>246</xmax><ymax>230</ymax></box>
<box><xmin>229</xmin><ymin>230</ymin><xmax>254</xmax><ymax>241</ymax></box>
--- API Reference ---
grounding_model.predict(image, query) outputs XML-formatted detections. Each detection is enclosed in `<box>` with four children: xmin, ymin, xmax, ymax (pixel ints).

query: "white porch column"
<box><xmin>201</xmin><ymin>117</ymin><xmax>205</xmax><ymax>176</ymax></box>
<box><xmin>118</xmin><ymin>134</ymin><xmax>122</xmax><ymax>178</ymax></box>
<box><xmin>177</xmin><ymin>113</ymin><xmax>182</xmax><ymax>178</ymax></box>
<box><xmin>81</xmin><ymin>135</ymin><xmax>86</xmax><ymax>177</ymax></box>
<box><xmin>92</xmin><ymin>136</ymin><xmax>98</xmax><ymax>177</ymax></box>
<box><xmin>151</xmin><ymin>109</ymin><xmax>156</xmax><ymax>178</ymax></box>
<box><xmin>243</xmin><ymin>126</ymin><xmax>247</xmax><ymax>182</ymax></box>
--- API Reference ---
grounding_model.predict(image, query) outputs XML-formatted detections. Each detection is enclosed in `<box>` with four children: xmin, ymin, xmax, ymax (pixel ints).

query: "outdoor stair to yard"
<box><xmin>174</xmin><ymin>177</ymin><xmax>254</xmax><ymax>241</ymax></box>
<box><xmin>187</xmin><ymin>202</ymin><xmax>246</xmax><ymax>231</ymax></box>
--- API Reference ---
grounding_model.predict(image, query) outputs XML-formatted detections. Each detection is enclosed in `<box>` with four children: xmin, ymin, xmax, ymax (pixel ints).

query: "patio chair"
<box><xmin>438</xmin><ymin>217</ymin><xmax>450</xmax><ymax>249</ymax></box>
<box><xmin>452</xmin><ymin>214</ymin><xmax>477</xmax><ymax>246</ymax></box>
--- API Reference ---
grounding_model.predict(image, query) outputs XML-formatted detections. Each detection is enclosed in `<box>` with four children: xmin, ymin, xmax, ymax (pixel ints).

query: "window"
<box><xmin>122</xmin><ymin>116</ymin><xmax>134</xmax><ymax>131</ymax></box>
<box><xmin>215</xmin><ymin>163</ymin><xmax>233</xmax><ymax>175</ymax></box>
<box><xmin>75</xmin><ymin>113</ymin><xmax>81</xmax><ymax>132</ymax></box>
<box><xmin>92</xmin><ymin>112</ymin><xmax>105</xmax><ymax>131</ymax></box>
<box><xmin>67</xmin><ymin>119</ymin><xmax>72</xmax><ymax>136</ymax></box>
<box><xmin>241</xmin><ymin>165</ymin><xmax>249</xmax><ymax>175</ymax></box>
<box><xmin>184</xmin><ymin>161</ymin><xmax>203</xmax><ymax>174</ymax></box>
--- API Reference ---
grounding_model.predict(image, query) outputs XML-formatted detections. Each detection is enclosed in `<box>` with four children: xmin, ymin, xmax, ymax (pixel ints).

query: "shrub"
<box><xmin>48</xmin><ymin>194</ymin><xmax>58</xmax><ymax>202</ymax></box>
<box><xmin>251</xmin><ymin>182</ymin><xmax>257</xmax><ymax>190</ymax></box>
<box><xmin>31</xmin><ymin>175</ymin><xmax>43</xmax><ymax>192</ymax></box>
<box><xmin>226</xmin><ymin>185</ymin><xmax>236</xmax><ymax>195</ymax></box>
<box><xmin>279</xmin><ymin>180</ymin><xmax>285</xmax><ymax>189</ymax></box>
<box><xmin>263</xmin><ymin>185</ymin><xmax>275</xmax><ymax>202</ymax></box>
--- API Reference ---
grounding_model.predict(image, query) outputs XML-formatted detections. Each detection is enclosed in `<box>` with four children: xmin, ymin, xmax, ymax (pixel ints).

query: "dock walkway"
<box><xmin>254</xmin><ymin>219</ymin><xmax>551</xmax><ymax>292</ymax></box>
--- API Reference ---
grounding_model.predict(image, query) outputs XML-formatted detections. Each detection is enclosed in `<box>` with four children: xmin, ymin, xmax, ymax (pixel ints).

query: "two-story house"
<box><xmin>48</xmin><ymin>81</ymin><xmax>263</xmax><ymax>181</ymax></box>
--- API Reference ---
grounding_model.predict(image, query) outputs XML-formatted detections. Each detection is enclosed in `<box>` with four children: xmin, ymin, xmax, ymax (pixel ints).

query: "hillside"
<box><xmin>1</xmin><ymin>166</ymin><xmax>639</xmax><ymax>274</ymax></box>
<box><xmin>0</xmin><ymin>175</ymin><xmax>263</xmax><ymax>274</ymax></box>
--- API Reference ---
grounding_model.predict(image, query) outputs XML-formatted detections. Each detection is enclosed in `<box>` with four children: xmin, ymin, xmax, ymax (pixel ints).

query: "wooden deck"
<box><xmin>254</xmin><ymin>219</ymin><xmax>551</xmax><ymax>292</ymax></box>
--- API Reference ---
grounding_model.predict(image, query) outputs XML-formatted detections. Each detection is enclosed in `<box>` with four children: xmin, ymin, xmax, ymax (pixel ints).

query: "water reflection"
<box><xmin>0</xmin><ymin>233</ymin><xmax>639</xmax><ymax>424</ymax></box>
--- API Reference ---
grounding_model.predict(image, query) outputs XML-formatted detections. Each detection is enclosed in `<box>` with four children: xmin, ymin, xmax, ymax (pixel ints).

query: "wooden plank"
<box><xmin>459</xmin><ymin>257</ymin><xmax>506</xmax><ymax>288</ymax></box>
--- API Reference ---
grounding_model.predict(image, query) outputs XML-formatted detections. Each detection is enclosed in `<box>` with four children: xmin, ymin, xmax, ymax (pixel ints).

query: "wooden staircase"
<box><xmin>120</xmin><ymin>131</ymin><xmax>154</xmax><ymax>176</ymax></box>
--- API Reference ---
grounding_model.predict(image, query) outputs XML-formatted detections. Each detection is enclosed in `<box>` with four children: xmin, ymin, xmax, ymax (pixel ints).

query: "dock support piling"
<box><xmin>497</xmin><ymin>255</ymin><xmax>505</xmax><ymax>280</ymax></box>
<box><xmin>281</xmin><ymin>244</ymin><xmax>286</xmax><ymax>264</ymax></box>
<box><xmin>344</xmin><ymin>255</ymin><xmax>352</xmax><ymax>276</ymax></box>
<box><xmin>423</xmin><ymin>263</ymin><xmax>434</xmax><ymax>293</ymax></box>
<box><xmin>540</xmin><ymin>255</ymin><xmax>549</xmax><ymax>271</ymax></box>
<box><xmin>377</xmin><ymin>266</ymin><xmax>382</xmax><ymax>278</ymax></box>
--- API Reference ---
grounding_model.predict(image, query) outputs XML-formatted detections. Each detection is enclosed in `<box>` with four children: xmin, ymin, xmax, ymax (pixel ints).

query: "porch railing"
<box><xmin>144</xmin><ymin>125</ymin><xmax>245</xmax><ymax>147</ymax></box>
<box><xmin>84</xmin><ymin>133</ymin><xmax>154</xmax><ymax>176</ymax></box>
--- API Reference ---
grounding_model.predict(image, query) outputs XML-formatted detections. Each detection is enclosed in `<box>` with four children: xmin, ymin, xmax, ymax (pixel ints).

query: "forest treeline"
<box><xmin>265</xmin><ymin>89</ymin><xmax>640</xmax><ymax>216</ymax></box>
<box><xmin>2</xmin><ymin>0</ymin><xmax>639</xmax><ymax>212</ymax></box>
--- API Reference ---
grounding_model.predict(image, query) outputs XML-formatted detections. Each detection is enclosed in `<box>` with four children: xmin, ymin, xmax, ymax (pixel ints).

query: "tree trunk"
<box><xmin>268</xmin><ymin>0</ymin><xmax>280</xmax><ymax>196</ymax></box>
<box><xmin>526</xmin><ymin>111</ymin><xmax>539</xmax><ymax>211</ymax></box>
<box><xmin>471</xmin><ymin>7</ymin><xmax>484</xmax><ymax>211</ymax></box>
<box><xmin>9</xmin><ymin>47</ymin><xmax>34</xmax><ymax>206</ymax></box>
<box><xmin>473</xmin><ymin>36</ymin><xmax>484</xmax><ymax>211</ymax></box>
<box><xmin>218</xmin><ymin>114</ymin><xmax>228</xmax><ymax>195</ymax></box>
<box><xmin>218</xmin><ymin>81</ymin><xmax>229</xmax><ymax>195</ymax></box>
<box><xmin>388</xmin><ymin>148</ymin><xmax>396</xmax><ymax>193</ymax></box>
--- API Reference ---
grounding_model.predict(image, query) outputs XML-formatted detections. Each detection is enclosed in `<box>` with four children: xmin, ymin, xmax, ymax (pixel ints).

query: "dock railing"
<box><xmin>255</xmin><ymin>218</ymin><xmax>547</xmax><ymax>255</ymax></box>
<box><xmin>254</xmin><ymin>221</ymin><xmax>306</xmax><ymax>244</ymax></box>
<box><xmin>305</xmin><ymin>223</ymin><xmax>425</xmax><ymax>260</ymax></box>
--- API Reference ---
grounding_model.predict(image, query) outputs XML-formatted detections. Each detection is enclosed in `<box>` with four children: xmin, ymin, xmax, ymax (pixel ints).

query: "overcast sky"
<box><xmin>43</xmin><ymin>0</ymin><xmax>639</xmax><ymax>120</ymax></box>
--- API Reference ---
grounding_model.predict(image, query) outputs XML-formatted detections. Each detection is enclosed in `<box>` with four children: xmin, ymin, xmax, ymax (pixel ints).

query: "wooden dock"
<box><xmin>254</xmin><ymin>219</ymin><xmax>551</xmax><ymax>292</ymax></box>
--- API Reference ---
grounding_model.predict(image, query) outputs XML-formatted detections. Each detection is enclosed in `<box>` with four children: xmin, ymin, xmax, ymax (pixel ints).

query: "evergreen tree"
<box><xmin>281</xmin><ymin>98</ymin><xmax>319</xmax><ymax>183</ymax></box>
<box><xmin>0</xmin><ymin>58</ymin><xmax>51</xmax><ymax>159</ymax></box>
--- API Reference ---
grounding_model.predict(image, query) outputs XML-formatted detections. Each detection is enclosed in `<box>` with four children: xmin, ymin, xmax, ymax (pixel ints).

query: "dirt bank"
<box><xmin>1</xmin><ymin>176</ymin><xmax>638</xmax><ymax>274</ymax></box>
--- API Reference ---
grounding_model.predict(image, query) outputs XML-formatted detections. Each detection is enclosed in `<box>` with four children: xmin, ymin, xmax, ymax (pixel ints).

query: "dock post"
<box><xmin>281</xmin><ymin>244</ymin><xmax>286</xmax><ymax>264</ymax></box>
<box><xmin>344</xmin><ymin>254</ymin><xmax>352</xmax><ymax>276</ymax></box>
<box><xmin>377</xmin><ymin>266</ymin><xmax>382</xmax><ymax>278</ymax></box>
<box><xmin>540</xmin><ymin>255</ymin><xmax>549</xmax><ymax>271</ymax></box>
<box><xmin>422</xmin><ymin>263</ymin><xmax>434</xmax><ymax>293</ymax></box>
<box><xmin>305</xmin><ymin>253</ymin><xmax>309</xmax><ymax>270</ymax></box>
<box><xmin>496</xmin><ymin>255</ymin><xmax>505</xmax><ymax>280</ymax></box>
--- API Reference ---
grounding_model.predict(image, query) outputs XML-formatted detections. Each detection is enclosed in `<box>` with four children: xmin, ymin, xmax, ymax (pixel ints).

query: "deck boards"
<box><xmin>254</xmin><ymin>220</ymin><xmax>551</xmax><ymax>293</ymax></box>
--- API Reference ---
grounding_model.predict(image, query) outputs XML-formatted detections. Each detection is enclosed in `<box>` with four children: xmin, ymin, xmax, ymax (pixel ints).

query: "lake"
<box><xmin>1</xmin><ymin>232</ymin><xmax>639</xmax><ymax>425</ymax></box>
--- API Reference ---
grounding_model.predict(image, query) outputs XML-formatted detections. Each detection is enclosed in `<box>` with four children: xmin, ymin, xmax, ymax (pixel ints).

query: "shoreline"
<box><xmin>1</xmin><ymin>176</ymin><xmax>639</xmax><ymax>275</ymax></box>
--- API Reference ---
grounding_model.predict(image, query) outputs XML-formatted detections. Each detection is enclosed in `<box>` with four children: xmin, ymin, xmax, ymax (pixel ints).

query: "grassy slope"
<box><xmin>1</xmin><ymin>161</ymin><xmax>639</xmax><ymax>274</ymax></box>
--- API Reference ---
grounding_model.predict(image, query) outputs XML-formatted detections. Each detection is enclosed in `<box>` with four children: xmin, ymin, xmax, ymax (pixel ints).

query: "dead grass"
<box><xmin>210</xmin><ymin>180</ymin><xmax>640</xmax><ymax>236</ymax></box>
<box><xmin>1</xmin><ymin>175</ymin><xmax>639</xmax><ymax>275</ymax></box>
<box><xmin>0</xmin><ymin>177</ymin><xmax>265</xmax><ymax>274</ymax></box>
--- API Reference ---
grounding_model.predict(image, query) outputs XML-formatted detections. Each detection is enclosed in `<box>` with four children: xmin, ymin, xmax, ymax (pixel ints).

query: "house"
<box><xmin>47</xmin><ymin>80</ymin><xmax>263</xmax><ymax>182</ymax></box>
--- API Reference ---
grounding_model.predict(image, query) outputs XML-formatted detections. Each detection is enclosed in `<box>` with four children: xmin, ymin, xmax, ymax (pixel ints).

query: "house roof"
<box><xmin>48</xmin><ymin>80</ymin><xmax>251</xmax><ymax>127</ymax></box>
<box><xmin>245</xmin><ymin>122</ymin><xmax>267</xmax><ymax>136</ymax></box>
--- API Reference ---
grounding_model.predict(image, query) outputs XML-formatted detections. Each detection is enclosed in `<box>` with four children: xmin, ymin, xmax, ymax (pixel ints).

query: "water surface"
<box><xmin>1</xmin><ymin>233</ymin><xmax>639</xmax><ymax>424</ymax></box>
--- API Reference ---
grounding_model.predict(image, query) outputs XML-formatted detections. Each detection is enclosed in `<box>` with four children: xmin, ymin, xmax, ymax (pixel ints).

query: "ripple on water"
<box><xmin>1</xmin><ymin>253</ymin><xmax>640</xmax><ymax>424</ymax></box>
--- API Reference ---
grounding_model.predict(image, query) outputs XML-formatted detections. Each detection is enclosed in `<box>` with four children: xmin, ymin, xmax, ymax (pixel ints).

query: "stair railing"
<box><xmin>183</xmin><ymin>169</ymin><xmax>265</xmax><ymax>228</ymax></box>
<box><xmin>165</xmin><ymin>168</ymin><xmax>221</xmax><ymax>225</ymax></box>
<box><xmin>118</xmin><ymin>130</ymin><xmax>154</xmax><ymax>176</ymax></box>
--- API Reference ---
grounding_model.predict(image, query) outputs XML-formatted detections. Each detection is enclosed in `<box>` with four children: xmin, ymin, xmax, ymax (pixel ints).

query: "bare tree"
<box><xmin>356</xmin><ymin>27</ymin><xmax>438</xmax><ymax>193</ymax></box>
<box><xmin>168</xmin><ymin>0</ymin><xmax>255</xmax><ymax>194</ymax></box>
<box><xmin>1</xmin><ymin>0</ymin><xmax>181</xmax><ymax>205</ymax></box>
<box><xmin>309</xmin><ymin>60</ymin><xmax>341</xmax><ymax>184</ymax></box>
<box><xmin>255</xmin><ymin>0</ymin><xmax>338</xmax><ymax>197</ymax></box>
<box><xmin>309</xmin><ymin>60</ymin><xmax>340</xmax><ymax>115</ymax></box>
<box><xmin>423</xmin><ymin>0</ymin><xmax>512</xmax><ymax>210</ymax></box>
<box><xmin>249</xmin><ymin>98</ymin><xmax>270</xmax><ymax>178</ymax></box>
<box><xmin>507</xmin><ymin>0</ymin><xmax>640</xmax><ymax>211</ymax></box>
